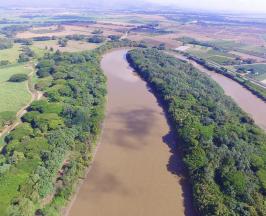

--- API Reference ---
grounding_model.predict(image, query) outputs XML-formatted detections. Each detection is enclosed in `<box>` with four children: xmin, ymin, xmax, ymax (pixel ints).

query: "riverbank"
<box><xmin>127</xmin><ymin>48</ymin><xmax>266</xmax><ymax>215</ymax></box>
<box><xmin>176</xmin><ymin>50</ymin><xmax>266</xmax><ymax>102</ymax></box>
<box><xmin>168</xmin><ymin>51</ymin><xmax>266</xmax><ymax>131</ymax></box>
<box><xmin>67</xmin><ymin>49</ymin><xmax>193</xmax><ymax>216</ymax></box>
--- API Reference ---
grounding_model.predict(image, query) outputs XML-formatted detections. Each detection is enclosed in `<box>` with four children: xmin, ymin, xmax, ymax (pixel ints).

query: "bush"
<box><xmin>8</xmin><ymin>73</ymin><xmax>28</xmax><ymax>82</ymax></box>
<box><xmin>0</xmin><ymin>111</ymin><xmax>16</xmax><ymax>127</ymax></box>
<box><xmin>88</xmin><ymin>35</ymin><xmax>105</xmax><ymax>43</ymax></box>
<box><xmin>0</xmin><ymin>38</ymin><xmax>13</xmax><ymax>50</ymax></box>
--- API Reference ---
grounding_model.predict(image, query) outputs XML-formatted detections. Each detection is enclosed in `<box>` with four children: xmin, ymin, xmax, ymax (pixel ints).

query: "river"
<box><xmin>67</xmin><ymin>49</ymin><xmax>194</xmax><ymax>216</ymax></box>
<box><xmin>169</xmin><ymin>52</ymin><xmax>266</xmax><ymax>131</ymax></box>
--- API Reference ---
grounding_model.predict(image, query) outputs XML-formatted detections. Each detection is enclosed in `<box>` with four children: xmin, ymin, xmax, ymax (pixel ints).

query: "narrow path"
<box><xmin>67</xmin><ymin>49</ymin><xmax>194</xmax><ymax>216</ymax></box>
<box><xmin>0</xmin><ymin>63</ymin><xmax>42</xmax><ymax>139</ymax></box>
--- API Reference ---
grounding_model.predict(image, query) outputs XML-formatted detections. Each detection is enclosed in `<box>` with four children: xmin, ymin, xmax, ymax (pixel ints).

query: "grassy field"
<box><xmin>235</xmin><ymin>64</ymin><xmax>266</xmax><ymax>80</ymax></box>
<box><xmin>0</xmin><ymin>64</ymin><xmax>31</xmax><ymax>113</ymax></box>
<box><xmin>0</xmin><ymin>44</ymin><xmax>22</xmax><ymax>63</ymax></box>
<box><xmin>30</xmin><ymin>40</ymin><xmax>99</xmax><ymax>54</ymax></box>
<box><xmin>187</xmin><ymin>45</ymin><xmax>236</xmax><ymax>64</ymax></box>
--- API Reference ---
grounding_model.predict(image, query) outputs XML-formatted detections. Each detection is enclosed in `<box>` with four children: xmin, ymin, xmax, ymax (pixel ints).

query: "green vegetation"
<box><xmin>0</xmin><ymin>64</ymin><xmax>31</xmax><ymax>117</ymax></box>
<box><xmin>0</xmin><ymin>44</ymin><xmax>21</xmax><ymax>63</ymax></box>
<box><xmin>236</xmin><ymin>64</ymin><xmax>266</xmax><ymax>80</ymax></box>
<box><xmin>18</xmin><ymin>46</ymin><xmax>35</xmax><ymax>63</ymax></box>
<box><xmin>58</xmin><ymin>38</ymin><xmax>68</xmax><ymax>47</ymax></box>
<box><xmin>0</xmin><ymin>38</ymin><xmax>13</xmax><ymax>50</ymax></box>
<box><xmin>0</xmin><ymin>111</ymin><xmax>16</xmax><ymax>128</ymax></box>
<box><xmin>181</xmin><ymin>51</ymin><xmax>266</xmax><ymax>102</ymax></box>
<box><xmin>186</xmin><ymin>45</ymin><xmax>238</xmax><ymax>65</ymax></box>
<box><xmin>8</xmin><ymin>73</ymin><xmax>28</xmax><ymax>82</ymax></box>
<box><xmin>88</xmin><ymin>35</ymin><xmax>106</xmax><ymax>43</ymax></box>
<box><xmin>0</xmin><ymin>48</ymin><xmax>107</xmax><ymax>215</ymax></box>
<box><xmin>127</xmin><ymin>48</ymin><xmax>266</xmax><ymax>216</ymax></box>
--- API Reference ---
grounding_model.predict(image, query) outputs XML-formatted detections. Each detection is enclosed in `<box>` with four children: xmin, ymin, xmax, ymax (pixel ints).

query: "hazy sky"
<box><xmin>2</xmin><ymin>0</ymin><xmax>266</xmax><ymax>13</ymax></box>
<box><xmin>148</xmin><ymin>0</ymin><xmax>266</xmax><ymax>12</ymax></box>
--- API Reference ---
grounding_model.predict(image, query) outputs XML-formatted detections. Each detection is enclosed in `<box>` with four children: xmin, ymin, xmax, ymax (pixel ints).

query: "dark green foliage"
<box><xmin>14</xmin><ymin>38</ymin><xmax>33</xmax><ymax>45</ymax></box>
<box><xmin>88</xmin><ymin>35</ymin><xmax>105</xmax><ymax>43</ymax></box>
<box><xmin>0</xmin><ymin>111</ymin><xmax>16</xmax><ymax>127</ymax></box>
<box><xmin>5</xmin><ymin>123</ymin><xmax>33</xmax><ymax>143</ymax></box>
<box><xmin>65</xmin><ymin>34</ymin><xmax>86</xmax><ymax>41</ymax></box>
<box><xmin>92</xmin><ymin>29</ymin><xmax>103</xmax><ymax>35</ymax></box>
<box><xmin>32</xmin><ymin>36</ymin><xmax>54</xmax><ymax>41</ymax></box>
<box><xmin>8</xmin><ymin>73</ymin><xmax>28</xmax><ymax>82</ymax></box>
<box><xmin>58</xmin><ymin>38</ymin><xmax>68</xmax><ymax>47</ymax></box>
<box><xmin>1</xmin><ymin>45</ymin><xmax>107</xmax><ymax>215</ymax></box>
<box><xmin>0</xmin><ymin>25</ymin><xmax>30</xmax><ymax>37</ymax></box>
<box><xmin>0</xmin><ymin>60</ymin><xmax>10</xmax><ymax>66</ymax></box>
<box><xmin>29</xmin><ymin>100</ymin><xmax>63</xmax><ymax>114</ymax></box>
<box><xmin>0</xmin><ymin>38</ymin><xmax>13</xmax><ymax>50</ymax></box>
<box><xmin>108</xmin><ymin>35</ymin><xmax>121</xmax><ymax>42</ymax></box>
<box><xmin>127</xmin><ymin>48</ymin><xmax>266</xmax><ymax>215</ymax></box>
<box><xmin>18</xmin><ymin>46</ymin><xmax>35</xmax><ymax>63</ymax></box>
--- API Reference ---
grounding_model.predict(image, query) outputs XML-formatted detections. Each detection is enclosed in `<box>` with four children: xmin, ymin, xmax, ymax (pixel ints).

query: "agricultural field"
<box><xmin>0</xmin><ymin>44</ymin><xmax>22</xmax><ymax>63</ymax></box>
<box><xmin>186</xmin><ymin>45</ymin><xmax>237</xmax><ymax>65</ymax></box>
<box><xmin>0</xmin><ymin>64</ymin><xmax>31</xmax><ymax>113</ymax></box>
<box><xmin>235</xmin><ymin>63</ymin><xmax>266</xmax><ymax>80</ymax></box>
<box><xmin>31</xmin><ymin>39</ymin><xmax>99</xmax><ymax>53</ymax></box>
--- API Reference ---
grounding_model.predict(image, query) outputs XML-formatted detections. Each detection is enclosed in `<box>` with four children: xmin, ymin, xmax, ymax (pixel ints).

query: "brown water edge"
<box><xmin>169</xmin><ymin>52</ymin><xmax>266</xmax><ymax>131</ymax></box>
<box><xmin>67</xmin><ymin>49</ymin><xmax>195</xmax><ymax>216</ymax></box>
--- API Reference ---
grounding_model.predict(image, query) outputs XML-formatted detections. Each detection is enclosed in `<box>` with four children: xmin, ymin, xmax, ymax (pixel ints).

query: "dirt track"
<box><xmin>0</xmin><ymin>64</ymin><xmax>42</xmax><ymax>140</ymax></box>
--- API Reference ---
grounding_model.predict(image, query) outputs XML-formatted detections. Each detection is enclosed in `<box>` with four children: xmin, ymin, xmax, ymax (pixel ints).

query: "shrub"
<box><xmin>0</xmin><ymin>111</ymin><xmax>16</xmax><ymax>127</ymax></box>
<box><xmin>8</xmin><ymin>73</ymin><xmax>28</xmax><ymax>82</ymax></box>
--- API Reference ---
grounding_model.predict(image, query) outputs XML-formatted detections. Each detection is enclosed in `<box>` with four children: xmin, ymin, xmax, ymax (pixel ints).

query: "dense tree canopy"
<box><xmin>0</xmin><ymin>48</ymin><xmax>107</xmax><ymax>215</ymax></box>
<box><xmin>127</xmin><ymin>48</ymin><xmax>266</xmax><ymax>216</ymax></box>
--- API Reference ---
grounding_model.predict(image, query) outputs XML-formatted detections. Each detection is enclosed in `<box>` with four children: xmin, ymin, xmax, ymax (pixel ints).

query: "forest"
<box><xmin>0</xmin><ymin>49</ymin><xmax>107</xmax><ymax>215</ymax></box>
<box><xmin>127</xmin><ymin>48</ymin><xmax>266</xmax><ymax>216</ymax></box>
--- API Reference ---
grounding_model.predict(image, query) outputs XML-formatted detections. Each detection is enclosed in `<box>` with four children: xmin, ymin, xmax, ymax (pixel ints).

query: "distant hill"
<box><xmin>0</xmin><ymin>0</ymin><xmax>160</xmax><ymax>10</ymax></box>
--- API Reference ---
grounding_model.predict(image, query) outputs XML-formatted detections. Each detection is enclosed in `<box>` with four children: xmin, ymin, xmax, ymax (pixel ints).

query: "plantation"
<box><xmin>127</xmin><ymin>48</ymin><xmax>266</xmax><ymax>216</ymax></box>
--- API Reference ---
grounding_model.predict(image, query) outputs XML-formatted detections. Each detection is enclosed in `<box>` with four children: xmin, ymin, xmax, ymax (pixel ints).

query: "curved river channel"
<box><xmin>169</xmin><ymin>52</ymin><xmax>266</xmax><ymax>131</ymax></box>
<box><xmin>68</xmin><ymin>49</ymin><xmax>266</xmax><ymax>216</ymax></box>
<box><xmin>68</xmin><ymin>49</ymin><xmax>194</xmax><ymax>216</ymax></box>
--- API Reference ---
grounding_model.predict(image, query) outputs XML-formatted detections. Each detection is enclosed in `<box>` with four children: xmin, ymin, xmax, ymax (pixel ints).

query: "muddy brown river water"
<box><xmin>68</xmin><ymin>49</ymin><xmax>266</xmax><ymax>216</ymax></box>
<box><xmin>170</xmin><ymin>52</ymin><xmax>266</xmax><ymax>131</ymax></box>
<box><xmin>67</xmin><ymin>49</ymin><xmax>194</xmax><ymax>216</ymax></box>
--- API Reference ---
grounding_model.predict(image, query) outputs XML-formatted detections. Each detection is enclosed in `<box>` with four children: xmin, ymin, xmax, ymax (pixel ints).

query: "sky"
<box><xmin>148</xmin><ymin>0</ymin><xmax>266</xmax><ymax>13</ymax></box>
<box><xmin>1</xmin><ymin>0</ymin><xmax>266</xmax><ymax>13</ymax></box>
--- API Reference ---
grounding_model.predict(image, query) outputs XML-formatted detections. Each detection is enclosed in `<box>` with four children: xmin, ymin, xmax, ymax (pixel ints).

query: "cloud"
<box><xmin>2</xmin><ymin>0</ymin><xmax>266</xmax><ymax>13</ymax></box>
<box><xmin>147</xmin><ymin>0</ymin><xmax>266</xmax><ymax>13</ymax></box>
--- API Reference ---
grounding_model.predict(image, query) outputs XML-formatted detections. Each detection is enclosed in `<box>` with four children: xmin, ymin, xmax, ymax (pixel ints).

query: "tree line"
<box><xmin>127</xmin><ymin>48</ymin><xmax>266</xmax><ymax>216</ymax></box>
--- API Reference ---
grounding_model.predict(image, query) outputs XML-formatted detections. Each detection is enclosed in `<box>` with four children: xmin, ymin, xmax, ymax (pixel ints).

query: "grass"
<box><xmin>207</xmin><ymin>55</ymin><xmax>235</xmax><ymax>65</ymax></box>
<box><xmin>30</xmin><ymin>40</ymin><xmax>99</xmax><ymax>54</ymax></box>
<box><xmin>187</xmin><ymin>45</ymin><xmax>235</xmax><ymax>64</ymax></box>
<box><xmin>0</xmin><ymin>64</ymin><xmax>30</xmax><ymax>83</ymax></box>
<box><xmin>0</xmin><ymin>44</ymin><xmax>22</xmax><ymax>63</ymax></box>
<box><xmin>0</xmin><ymin>64</ymin><xmax>31</xmax><ymax>113</ymax></box>
<box><xmin>235</xmin><ymin>64</ymin><xmax>266</xmax><ymax>80</ymax></box>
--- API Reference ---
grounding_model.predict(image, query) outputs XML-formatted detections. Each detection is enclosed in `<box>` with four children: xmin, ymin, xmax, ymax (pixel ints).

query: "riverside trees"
<box><xmin>0</xmin><ymin>49</ymin><xmax>106</xmax><ymax>215</ymax></box>
<box><xmin>127</xmin><ymin>48</ymin><xmax>266</xmax><ymax>216</ymax></box>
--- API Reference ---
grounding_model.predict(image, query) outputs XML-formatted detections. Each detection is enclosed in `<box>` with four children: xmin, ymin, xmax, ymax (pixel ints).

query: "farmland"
<box><xmin>0</xmin><ymin>5</ymin><xmax>266</xmax><ymax>216</ymax></box>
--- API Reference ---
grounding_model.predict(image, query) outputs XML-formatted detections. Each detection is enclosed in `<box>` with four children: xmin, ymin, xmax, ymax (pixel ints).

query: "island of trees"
<box><xmin>127</xmin><ymin>48</ymin><xmax>266</xmax><ymax>216</ymax></box>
